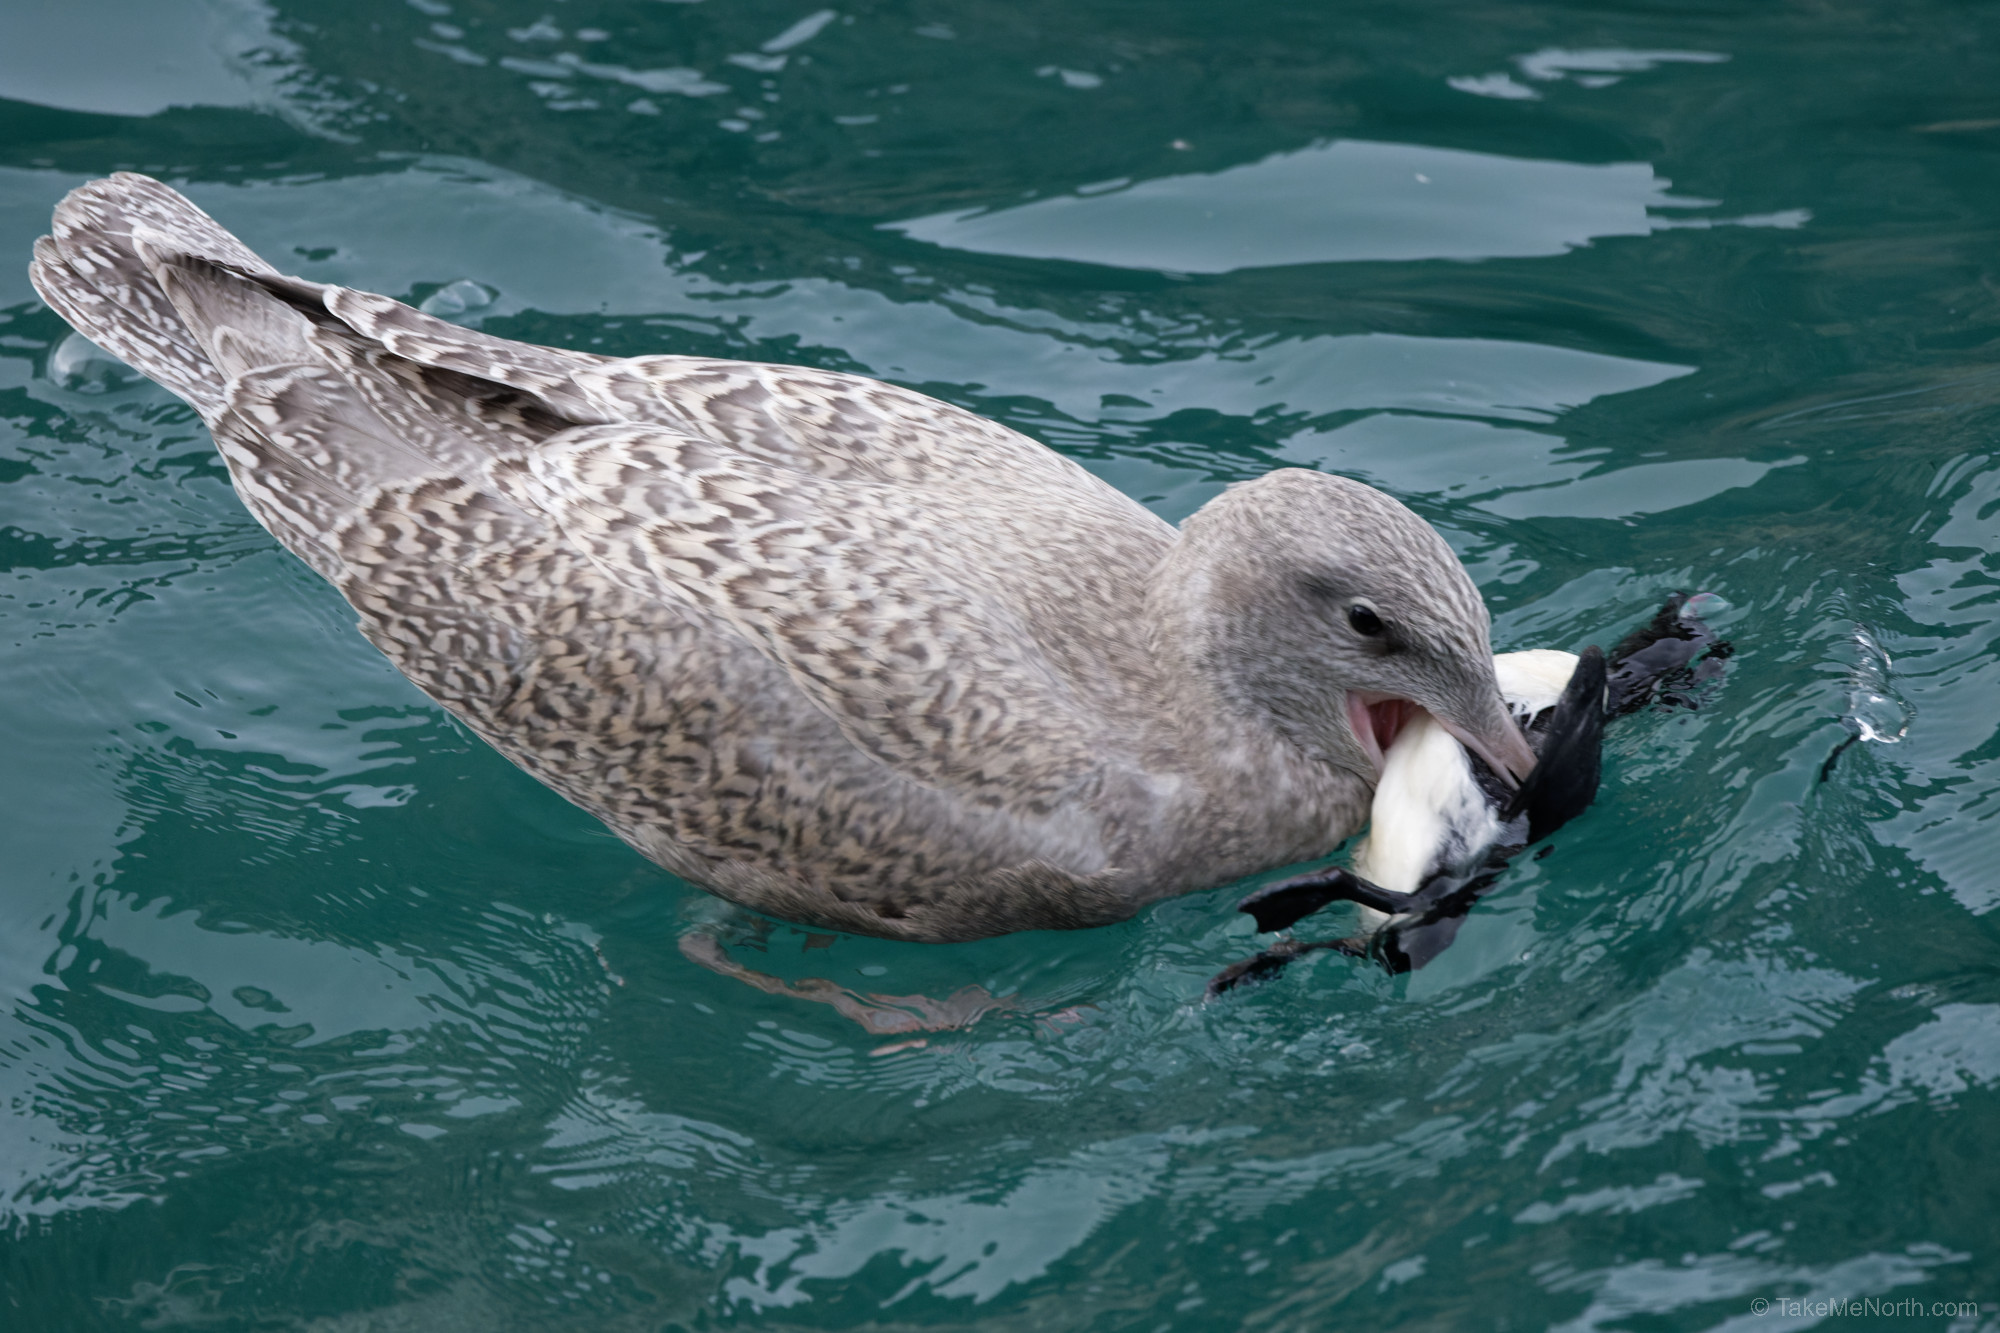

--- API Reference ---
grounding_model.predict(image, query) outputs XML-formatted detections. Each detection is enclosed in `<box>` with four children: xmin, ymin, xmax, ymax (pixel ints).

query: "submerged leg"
<box><xmin>1205</xmin><ymin>936</ymin><xmax>1362</xmax><ymax>997</ymax></box>
<box><xmin>1605</xmin><ymin>592</ymin><xmax>1730</xmax><ymax>716</ymax></box>
<box><xmin>677</xmin><ymin>931</ymin><xmax>1017</xmax><ymax>1035</ymax></box>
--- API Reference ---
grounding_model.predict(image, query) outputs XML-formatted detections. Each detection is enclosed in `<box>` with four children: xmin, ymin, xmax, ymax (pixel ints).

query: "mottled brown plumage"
<box><xmin>31</xmin><ymin>174</ymin><xmax>1534</xmax><ymax>941</ymax></box>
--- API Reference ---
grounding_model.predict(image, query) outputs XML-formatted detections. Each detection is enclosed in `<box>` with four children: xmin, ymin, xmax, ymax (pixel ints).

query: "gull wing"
<box><xmin>514</xmin><ymin>420</ymin><xmax>1137</xmax><ymax>817</ymax></box>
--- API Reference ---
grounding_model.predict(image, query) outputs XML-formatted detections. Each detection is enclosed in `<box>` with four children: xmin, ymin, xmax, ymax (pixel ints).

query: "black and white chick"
<box><xmin>1208</xmin><ymin>594</ymin><xmax>1727</xmax><ymax>994</ymax></box>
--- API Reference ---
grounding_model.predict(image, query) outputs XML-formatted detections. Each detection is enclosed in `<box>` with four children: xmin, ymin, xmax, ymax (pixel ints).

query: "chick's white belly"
<box><xmin>1348</xmin><ymin>649</ymin><xmax>1581</xmax><ymax>928</ymax></box>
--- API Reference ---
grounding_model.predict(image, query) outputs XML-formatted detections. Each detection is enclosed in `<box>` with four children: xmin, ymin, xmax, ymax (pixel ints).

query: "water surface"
<box><xmin>3</xmin><ymin>1</ymin><xmax>1999</xmax><ymax>1328</ymax></box>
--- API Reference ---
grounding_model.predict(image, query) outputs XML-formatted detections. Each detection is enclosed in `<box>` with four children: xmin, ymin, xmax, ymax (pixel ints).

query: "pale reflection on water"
<box><xmin>888</xmin><ymin>138</ymin><xmax>1804</xmax><ymax>273</ymax></box>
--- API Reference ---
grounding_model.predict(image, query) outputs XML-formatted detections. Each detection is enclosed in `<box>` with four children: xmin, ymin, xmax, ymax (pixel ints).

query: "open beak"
<box><xmin>1436</xmin><ymin>706</ymin><xmax>1539</xmax><ymax>789</ymax></box>
<box><xmin>1346</xmin><ymin>691</ymin><xmax>1414</xmax><ymax>776</ymax></box>
<box><xmin>1348</xmin><ymin>690</ymin><xmax>1540</xmax><ymax>788</ymax></box>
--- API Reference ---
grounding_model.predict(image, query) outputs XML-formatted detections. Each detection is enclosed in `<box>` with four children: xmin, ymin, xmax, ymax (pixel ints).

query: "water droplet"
<box><xmin>419</xmin><ymin>279</ymin><xmax>498</xmax><ymax>319</ymax></box>
<box><xmin>49</xmin><ymin>332</ymin><xmax>143</xmax><ymax>393</ymax></box>
<box><xmin>1848</xmin><ymin>690</ymin><xmax>1912</xmax><ymax>743</ymax></box>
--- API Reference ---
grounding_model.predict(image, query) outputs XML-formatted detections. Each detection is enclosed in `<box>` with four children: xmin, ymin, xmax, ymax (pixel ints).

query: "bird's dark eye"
<box><xmin>1348</xmin><ymin>604</ymin><xmax>1385</xmax><ymax>636</ymax></box>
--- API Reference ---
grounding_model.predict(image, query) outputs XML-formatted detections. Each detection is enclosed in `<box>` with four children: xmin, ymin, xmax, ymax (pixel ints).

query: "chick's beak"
<box><xmin>1437</xmin><ymin>701</ymin><xmax>1539</xmax><ymax>789</ymax></box>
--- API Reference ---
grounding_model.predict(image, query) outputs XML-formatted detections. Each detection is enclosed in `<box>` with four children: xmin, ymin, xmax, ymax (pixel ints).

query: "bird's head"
<box><xmin>1153</xmin><ymin>468</ymin><xmax>1536</xmax><ymax>788</ymax></box>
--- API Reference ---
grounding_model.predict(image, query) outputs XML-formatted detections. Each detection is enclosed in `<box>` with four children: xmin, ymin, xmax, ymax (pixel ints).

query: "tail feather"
<box><xmin>30</xmin><ymin>172</ymin><xmax>603</xmax><ymax>580</ymax></box>
<box><xmin>321</xmin><ymin>286</ymin><xmax>611</xmax><ymax>423</ymax></box>
<box><xmin>30</xmin><ymin>233</ymin><xmax>230</xmax><ymax>415</ymax></box>
<box><xmin>51</xmin><ymin>172</ymin><xmax>273</xmax><ymax>276</ymax></box>
<box><xmin>34</xmin><ymin>173</ymin><xmax>282</xmax><ymax>414</ymax></box>
<box><xmin>146</xmin><ymin>248</ymin><xmax>323</xmax><ymax>382</ymax></box>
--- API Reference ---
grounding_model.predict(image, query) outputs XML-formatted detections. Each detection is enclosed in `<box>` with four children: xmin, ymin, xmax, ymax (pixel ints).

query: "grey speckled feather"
<box><xmin>31</xmin><ymin>174</ymin><xmax>1538</xmax><ymax>942</ymax></box>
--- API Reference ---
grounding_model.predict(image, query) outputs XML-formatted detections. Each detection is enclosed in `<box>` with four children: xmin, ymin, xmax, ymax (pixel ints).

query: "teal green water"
<box><xmin>4</xmin><ymin>1</ymin><xmax>2000</xmax><ymax>1328</ymax></box>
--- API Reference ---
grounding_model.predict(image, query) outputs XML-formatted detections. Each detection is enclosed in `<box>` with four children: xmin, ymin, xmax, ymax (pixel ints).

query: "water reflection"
<box><xmin>1881</xmin><ymin>454</ymin><xmax>2000</xmax><ymax>914</ymax></box>
<box><xmin>888</xmin><ymin>139</ymin><xmax>1803</xmax><ymax>273</ymax></box>
<box><xmin>1282</xmin><ymin>415</ymin><xmax>1802</xmax><ymax>520</ymax></box>
<box><xmin>719</xmin><ymin>1130</ymin><xmax>1182</xmax><ymax>1309</ymax></box>
<box><xmin>5</xmin><ymin>158</ymin><xmax>1688</xmax><ymax>432</ymax></box>
<box><xmin>0</xmin><ymin>0</ymin><xmax>289</xmax><ymax>119</ymax></box>
<box><xmin>1542</xmin><ymin>1245</ymin><xmax>1963</xmax><ymax>1333</ymax></box>
<box><xmin>1450</xmin><ymin>47</ymin><xmax>1729</xmax><ymax>102</ymax></box>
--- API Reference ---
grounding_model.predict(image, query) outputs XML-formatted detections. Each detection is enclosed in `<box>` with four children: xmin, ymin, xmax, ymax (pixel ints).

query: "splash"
<box><xmin>1843</xmin><ymin>626</ymin><xmax>1914</xmax><ymax>744</ymax></box>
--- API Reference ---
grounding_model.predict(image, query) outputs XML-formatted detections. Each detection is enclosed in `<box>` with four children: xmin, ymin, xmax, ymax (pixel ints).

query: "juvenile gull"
<box><xmin>30</xmin><ymin>174</ymin><xmax>1537</xmax><ymax>942</ymax></box>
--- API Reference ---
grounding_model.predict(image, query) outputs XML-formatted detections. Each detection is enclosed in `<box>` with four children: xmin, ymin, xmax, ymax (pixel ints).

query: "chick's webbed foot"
<box><xmin>1605</xmin><ymin>592</ymin><xmax>1731</xmax><ymax>717</ymax></box>
<box><xmin>1236</xmin><ymin>867</ymin><xmax>1414</xmax><ymax>934</ymax></box>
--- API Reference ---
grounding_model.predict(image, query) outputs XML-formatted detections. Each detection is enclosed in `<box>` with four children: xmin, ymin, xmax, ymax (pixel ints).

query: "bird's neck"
<box><xmin>1142</xmin><ymin>531</ymin><xmax>1355</xmax><ymax>773</ymax></box>
<box><xmin>1135</xmin><ymin>542</ymin><xmax>1374</xmax><ymax>885</ymax></box>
